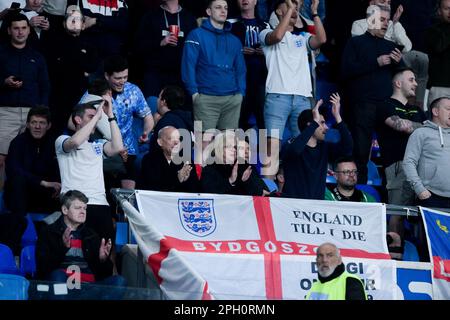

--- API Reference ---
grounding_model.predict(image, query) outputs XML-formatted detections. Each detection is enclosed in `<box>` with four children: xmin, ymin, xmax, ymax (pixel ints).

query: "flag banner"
<box><xmin>420</xmin><ymin>207</ymin><xmax>450</xmax><ymax>300</ymax></box>
<box><xmin>133</xmin><ymin>190</ymin><xmax>395</xmax><ymax>300</ymax></box>
<box><xmin>281</xmin><ymin>256</ymin><xmax>397</xmax><ymax>300</ymax></box>
<box><xmin>81</xmin><ymin>0</ymin><xmax>124</xmax><ymax>16</ymax></box>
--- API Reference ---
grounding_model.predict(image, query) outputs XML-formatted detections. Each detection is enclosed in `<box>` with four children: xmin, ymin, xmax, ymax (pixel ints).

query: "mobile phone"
<box><xmin>395</xmin><ymin>44</ymin><xmax>405</xmax><ymax>52</ymax></box>
<box><xmin>10</xmin><ymin>2</ymin><xmax>21</xmax><ymax>9</ymax></box>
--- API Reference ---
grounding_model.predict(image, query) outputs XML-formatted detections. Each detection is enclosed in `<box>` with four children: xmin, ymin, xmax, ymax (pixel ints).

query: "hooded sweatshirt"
<box><xmin>403</xmin><ymin>120</ymin><xmax>450</xmax><ymax>197</ymax></box>
<box><xmin>182</xmin><ymin>19</ymin><xmax>246</xmax><ymax>97</ymax></box>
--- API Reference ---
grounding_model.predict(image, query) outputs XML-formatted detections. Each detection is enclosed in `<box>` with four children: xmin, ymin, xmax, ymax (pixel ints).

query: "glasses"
<box><xmin>335</xmin><ymin>170</ymin><xmax>358</xmax><ymax>176</ymax></box>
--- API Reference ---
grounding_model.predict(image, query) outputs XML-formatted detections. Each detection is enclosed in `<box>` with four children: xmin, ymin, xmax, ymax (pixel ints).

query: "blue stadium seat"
<box><xmin>367</xmin><ymin>160</ymin><xmax>382</xmax><ymax>186</ymax></box>
<box><xmin>356</xmin><ymin>184</ymin><xmax>381</xmax><ymax>202</ymax></box>
<box><xmin>115</xmin><ymin>222</ymin><xmax>128</xmax><ymax>252</ymax></box>
<box><xmin>0</xmin><ymin>243</ymin><xmax>21</xmax><ymax>275</ymax></box>
<box><xmin>27</xmin><ymin>212</ymin><xmax>49</xmax><ymax>222</ymax></box>
<box><xmin>21</xmin><ymin>215</ymin><xmax>38</xmax><ymax>248</ymax></box>
<box><xmin>0</xmin><ymin>273</ymin><xmax>29</xmax><ymax>300</ymax></box>
<box><xmin>20</xmin><ymin>245</ymin><xmax>36</xmax><ymax>278</ymax></box>
<box><xmin>262</xmin><ymin>178</ymin><xmax>278</xmax><ymax>193</ymax></box>
<box><xmin>403</xmin><ymin>240</ymin><xmax>420</xmax><ymax>262</ymax></box>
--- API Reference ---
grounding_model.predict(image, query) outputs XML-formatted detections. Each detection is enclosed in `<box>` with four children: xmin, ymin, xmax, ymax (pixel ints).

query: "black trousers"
<box><xmin>86</xmin><ymin>204</ymin><xmax>115</xmax><ymax>243</ymax></box>
<box><xmin>4</xmin><ymin>174</ymin><xmax>59</xmax><ymax>217</ymax></box>
<box><xmin>347</xmin><ymin>101</ymin><xmax>378</xmax><ymax>184</ymax></box>
<box><xmin>239</xmin><ymin>80</ymin><xmax>266</xmax><ymax>130</ymax></box>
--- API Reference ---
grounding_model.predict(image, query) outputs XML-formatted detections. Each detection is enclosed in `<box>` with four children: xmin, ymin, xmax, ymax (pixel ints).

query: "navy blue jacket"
<box><xmin>182</xmin><ymin>19</ymin><xmax>246</xmax><ymax>96</ymax></box>
<box><xmin>150</xmin><ymin>109</ymin><xmax>193</xmax><ymax>150</ymax></box>
<box><xmin>282</xmin><ymin>121</ymin><xmax>353</xmax><ymax>200</ymax></box>
<box><xmin>135</xmin><ymin>6</ymin><xmax>197</xmax><ymax>72</ymax></box>
<box><xmin>5</xmin><ymin>129</ymin><xmax>59</xmax><ymax>188</ymax></box>
<box><xmin>78</xmin><ymin>1</ymin><xmax>129</xmax><ymax>57</ymax></box>
<box><xmin>341</xmin><ymin>32</ymin><xmax>403</xmax><ymax>104</ymax></box>
<box><xmin>0</xmin><ymin>43</ymin><xmax>50</xmax><ymax>108</ymax></box>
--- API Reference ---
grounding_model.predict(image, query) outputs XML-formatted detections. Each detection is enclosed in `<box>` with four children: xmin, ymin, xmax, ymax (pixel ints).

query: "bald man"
<box><xmin>306</xmin><ymin>242</ymin><xmax>367</xmax><ymax>300</ymax></box>
<box><xmin>138</xmin><ymin>126</ymin><xmax>199</xmax><ymax>192</ymax></box>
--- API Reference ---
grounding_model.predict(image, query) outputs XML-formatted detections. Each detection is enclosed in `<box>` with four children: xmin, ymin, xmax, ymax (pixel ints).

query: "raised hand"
<box><xmin>311</xmin><ymin>0</ymin><xmax>320</xmax><ymax>14</ymax></box>
<box><xmin>285</xmin><ymin>0</ymin><xmax>296</xmax><ymax>10</ymax></box>
<box><xmin>101</xmin><ymin>94</ymin><xmax>114</xmax><ymax>117</ymax></box>
<box><xmin>62</xmin><ymin>227</ymin><xmax>72</xmax><ymax>248</ymax></box>
<box><xmin>229</xmin><ymin>161</ymin><xmax>238</xmax><ymax>185</ymax></box>
<box><xmin>241</xmin><ymin>166</ymin><xmax>252</xmax><ymax>182</ymax></box>
<box><xmin>99</xmin><ymin>238</ymin><xmax>112</xmax><ymax>261</ymax></box>
<box><xmin>330</xmin><ymin>93</ymin><xmax>342</xmax><ymax>123</ymax></box>
<box><xmin>312</xmin><ymin>99</ymin><xmax>323</xmax><ymax>123</ymax></box>
<box><xmin>392</xmin><ymin>5</ymin><xmax>403</xmax><ymax>24</ymax></box>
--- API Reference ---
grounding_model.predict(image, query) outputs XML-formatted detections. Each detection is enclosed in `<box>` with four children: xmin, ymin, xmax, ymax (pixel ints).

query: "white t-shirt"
<box><xmin>56</xmin><ymin>135</ymin><xmax>109</xmax><ymax>205</ymax></box>
<box><xmin>260</xmin><ymin>28</ymin><xmax>313</xmax><ymax>97</ymax></box>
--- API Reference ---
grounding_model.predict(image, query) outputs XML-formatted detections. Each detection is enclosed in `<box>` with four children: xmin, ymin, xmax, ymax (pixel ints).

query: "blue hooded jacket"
<box><xmin>182</xmin><ymin>19</ymin><xmax>246</xmax><ymax>97</ymax></box>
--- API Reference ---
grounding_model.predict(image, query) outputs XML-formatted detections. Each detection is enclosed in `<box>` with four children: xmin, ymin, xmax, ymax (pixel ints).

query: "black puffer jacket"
<box><xmin>36</xmin><ymin>216</ymin><xmax>113</xmax><ymax>281</ymax></box>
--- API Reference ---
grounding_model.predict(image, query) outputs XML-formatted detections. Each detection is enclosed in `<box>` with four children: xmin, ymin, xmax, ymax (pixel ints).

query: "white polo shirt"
<box><xmin>56</xmin><ymin>135</ymin><xmax>109</xmax><ymax>205</ymax></box>
<box><xmin>260</xmin><ymin>28</ymin><xmax>313</xmax><ymax>97</ymax></box>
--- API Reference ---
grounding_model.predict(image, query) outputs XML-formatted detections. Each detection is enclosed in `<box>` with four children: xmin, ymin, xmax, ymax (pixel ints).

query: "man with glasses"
<box><xmin>325</xmin><ymin>156</ymin><xmax>376</xmax><ymax>202</ymax></box>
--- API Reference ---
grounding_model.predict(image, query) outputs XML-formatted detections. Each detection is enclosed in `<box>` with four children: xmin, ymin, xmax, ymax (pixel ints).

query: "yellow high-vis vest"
<box><xmin>306</xmin><ymin>271</ymin><xmax>367</xmax><ymax>300</ymax></box>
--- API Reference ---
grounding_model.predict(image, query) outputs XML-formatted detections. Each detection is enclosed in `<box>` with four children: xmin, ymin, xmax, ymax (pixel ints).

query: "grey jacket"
<box><xmin>403</xmin><ymin>120</ymin><xmax>450</xmax><ymax>197</ymax></box>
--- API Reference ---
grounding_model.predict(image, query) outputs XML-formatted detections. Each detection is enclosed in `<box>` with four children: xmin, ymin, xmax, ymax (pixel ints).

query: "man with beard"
<box><xmin>306</xmin><ymin>242</ymin><xmax>367</xmax><ymax>300</ymax></box>
<box><xmin>376</xmin><ymin>68</ymin><xmax>426</xmax><ymax>234</ymax></box>
<box><xmin>325</xmin><ymin>157</ymin><xmax>376</xmax><ymax>202</ymax></box>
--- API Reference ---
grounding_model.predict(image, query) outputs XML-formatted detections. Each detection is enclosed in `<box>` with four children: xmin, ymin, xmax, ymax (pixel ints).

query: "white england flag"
<box><xmin>133</xmin><ymin>190</ymin><xmax>395</xmax><ymax>300</ymax></box>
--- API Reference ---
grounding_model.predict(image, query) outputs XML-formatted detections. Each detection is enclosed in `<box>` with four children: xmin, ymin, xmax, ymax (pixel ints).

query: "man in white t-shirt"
<box><xmin>55</xmin><ymin>94</ymin><xmax>123</xmax><ymax>242</ymax></box>
<box><xmin>259</xmin><ymin>0</ymin><xmax>326</xmax><ymax>177</ymax></box>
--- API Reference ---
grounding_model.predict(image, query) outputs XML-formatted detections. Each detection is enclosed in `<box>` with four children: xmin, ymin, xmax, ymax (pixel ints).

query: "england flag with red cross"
<box><xmin>132</xmin><ymin>190</ymin><xmax>397</xmax><ymax>300</ymax></box>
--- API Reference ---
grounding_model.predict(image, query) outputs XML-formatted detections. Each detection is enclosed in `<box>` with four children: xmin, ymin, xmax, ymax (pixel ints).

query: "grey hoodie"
<box><xmin>403</xmin><ymin>120</ymin><xmax>450</xmax><ymax>197</ymax></box>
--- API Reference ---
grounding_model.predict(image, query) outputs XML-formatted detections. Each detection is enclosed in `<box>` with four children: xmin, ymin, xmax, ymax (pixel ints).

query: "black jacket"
<box><xmin>36</xmin><ymin>216</ymin><xmax>113</xmax><ymax>281</ymax></box>
<box><xmin>43</xmin><ymin>31</ymin><xmax>98</xmax><ymax>131</ymax></box>
<box><xmin>201</xmin><ymin>163</ymin><xmax>267</xmax><ymax>196</ymax></box>
<box><xmin>79</xmin><ymin>0</ymin><xmax>129</xmax><ymax>57</ymax></box>
<box><xmin>0</xmin><ymin>43</ymin><xmax>50</xmax><ymax>107</ymax></box>
<box><xmin>150</xmin><ymin>109</ymin><xmax>194</xmax><ymax>150</ymax></box>
<box><xmin>138</xmin><ymin>146</ymin><xmax>199</xmax><ymax>193</ymax></box>
<box><xmin>5</xmin><ymin>129</ymin><xmax>59</xmax><ymax>187</ymax></box>
<box><xmin>341</xmin><ymin>32</ymin><xmax>403</xmax><ymax>104</ymax></box>
<box><xmin>425</xmin><ymin>22</ymin><xmax>450</xmax><ymax>88</ymax></box>
<box><xmin>134</xmin><ymin>6</ymin><xmax>197</xmax><ymax>72</ymax></box>
<box><xmin>282</xmin><ymin>121</ymin><xmax>353</xmax><ymax>200</ymax></box>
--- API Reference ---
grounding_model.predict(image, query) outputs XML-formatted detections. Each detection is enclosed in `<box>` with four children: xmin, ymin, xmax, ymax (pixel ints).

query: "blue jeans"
<box><xmin>264</xmin><ymin>93</ymin><xmax>311</xmax><ymax>139</ymax></box>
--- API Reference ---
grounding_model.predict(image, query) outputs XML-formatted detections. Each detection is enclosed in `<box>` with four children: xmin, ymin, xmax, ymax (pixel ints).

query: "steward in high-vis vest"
<box><xmin>306</xmin><ymin>242</ymin><xmax>367</xmax><ymax>300</ymax></box>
